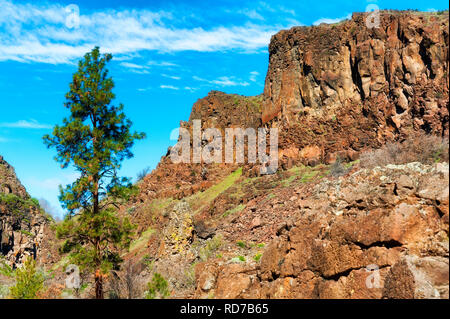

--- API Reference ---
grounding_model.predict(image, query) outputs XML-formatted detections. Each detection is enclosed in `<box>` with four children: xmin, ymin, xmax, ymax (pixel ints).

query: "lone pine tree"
<box><xmin>43</xmin><ymin>47</ymin><xmax>145</xmax><ymax>299</ymax></box>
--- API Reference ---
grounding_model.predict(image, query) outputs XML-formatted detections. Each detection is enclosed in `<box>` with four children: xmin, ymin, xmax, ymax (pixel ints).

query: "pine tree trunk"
<box><xmin>95</xmin><ymin>270</ymin><xmax>103</xmax><ymax>299</ymax></box>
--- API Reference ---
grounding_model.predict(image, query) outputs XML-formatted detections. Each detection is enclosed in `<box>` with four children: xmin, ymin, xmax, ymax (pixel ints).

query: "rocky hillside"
<box><xmin>194</xmin><ymin>162</ymin><xmax>449</xmax><ymax>299</ymax></box>
<box><xmin>88</xmin><ymin>11</ymin><xmax>449</xmax><ymax>300</ymax></box>
<box><xmin>0</xmin><ymin>155</ymin><xmax>49</xmax><ymax>268</ymax></box>
<box><xmin>23</xmin><ymin>10</ymin><xmax>449</xmax><ymax>299</ymax></box>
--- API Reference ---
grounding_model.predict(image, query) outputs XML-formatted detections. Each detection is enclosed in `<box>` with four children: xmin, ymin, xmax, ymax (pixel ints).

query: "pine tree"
<box><xmin>43</xmin><ymin>47</ymin><xmax>145</xmax><ymax>299</ymax></box>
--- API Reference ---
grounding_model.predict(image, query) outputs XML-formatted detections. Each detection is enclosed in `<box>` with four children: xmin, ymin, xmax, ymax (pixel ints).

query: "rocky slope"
<box><xmin>120</xmin><ymin>11</ymin><xmax>448</xmax><ymax>300</ymax></box>
<box><xmin>194</xmin><ymin>162</ymin><xmax>449</xmax><ymax>299</ymax></box>
<box><xmin>28</xmin><ymin>10</ymin><xmax>449</xmax><ymax>299</ymax></box>
<box><xmin>0</xmin><ymin>155</ymin><xmax>49</xmax><ymax>268</ymax></box>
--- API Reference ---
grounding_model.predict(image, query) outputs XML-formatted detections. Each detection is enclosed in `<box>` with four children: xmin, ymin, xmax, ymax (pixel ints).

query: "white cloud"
<box><xmin>238</xmin><ymin>9</ymin><xmax>265</xmax><ymax>20</ymax></box>
<box><xmin>193</xmin><ymin>75</ymin><xmax>250</xmax><ymax>87</ymax></box>
<box><xmin>162</xmin><ymin>74</ymin><xmax>181</xmax><ymax>80</ymax></box>
<box><xmin>120</xmin><ymin>62</ymin><xmax>147</xmax><ymax>69</ymax></box>
<box><xmin>119</xmin><ymin>62</ymin><xmax>150</xmax><ymax>74</ymax></box>
<box><xmin>249</xmin><ymin>71</ymin><xmax>259</xmax><ymax>82</ymax></box>
<box><xmin>0</xmin><ymin>119</ymin><xmax>52</xmax><ymax>129</ymax></box>
<box><xmin>279</xmin><ymin>6</ymin><xmax>296</xmax><ymax>16</ymax></box>
<box><xmin>147</xmin><ymin>61</ymin><xmax>178</xmax><ymax>67</ymax></box>
<box><xmin>0</xmin><ymin>0</ymin><xmax>285</xmax><ymax>64</ymax></box>
<box><xmin>313</xmin><ymin>14</ymin><xmax>351</xmax><ymax>26</ymax></box>
<box><xmin>160</xmin><ymin>84</ymin><xmax>179</xmax><ymax>90</ymax></box>
<box><xmin>184</xmin><ymin>86</ymin><xmax>198</xmax><ymax>92</ymax></box>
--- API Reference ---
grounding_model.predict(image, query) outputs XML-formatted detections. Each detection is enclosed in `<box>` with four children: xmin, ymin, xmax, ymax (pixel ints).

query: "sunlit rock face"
<box><xmin>262</xmin><ymin>11</ymin><xmax>449</xmax><ymax>162</ymax></box>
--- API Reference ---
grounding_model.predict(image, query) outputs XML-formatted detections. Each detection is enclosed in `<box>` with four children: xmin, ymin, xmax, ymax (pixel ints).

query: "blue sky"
<box><xmin>0</xmin><ymin>0</ymin><xmax>448</xmax><ymax>218</ymax></box>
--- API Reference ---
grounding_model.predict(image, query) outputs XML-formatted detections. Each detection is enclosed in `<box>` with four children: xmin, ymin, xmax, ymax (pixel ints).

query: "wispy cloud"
<box><xmin>237</xmin><ymin>9</ymin><xmax>265</xmax><ymax>20</ymax></box>
<box><xmin>313</xmin><ymin>14</ymin><xmax>351</xmax><ymax>26</ymax></box>
<box><xmin>119</xmin><ymin>62</ymin><xmax>150</xmax><ymax>74</ymax></box>
<box><xmin>193</xmin><ymin>75</ymin><xmax>249</xmax><ymax>87</ymax></box>
<box><xmin>0</xmin><ymin>0</ymin><xmax>288</xmax><ymax>64</ymax></box>
<box><xmin>160</xmin><ymin>84</ymin><xmax>179</xmax><ymax>90</ymax></box>
<box><xmin>249</xmin><ymin>71</ymin><xmax>259</xmax><ymax>82</ymax></box>
<box><xmin>0</xmin><ymin>119</ymin><xmax>52</xmax><ymax>129</ymax></box>
<box><xmin>120</xmin><ymin>62</ymin><xmax>147</xmax><ymax>69</ymax></box>
<box><xmin>148</xmin><ymin>61</ymin><xmax>178</xmax><ymax>67</ymax></box>
<box><xmin>162</xmin><ymin>74</ymin><xmax>181</xmax><ymax>80</ymax></box>
<box><xmin>184</xmin><ymin>86</ymin><xmax>198</xmax><ymax>92</ymax></box>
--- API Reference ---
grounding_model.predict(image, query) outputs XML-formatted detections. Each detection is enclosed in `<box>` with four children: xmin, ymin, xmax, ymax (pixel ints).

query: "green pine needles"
<box><xmin>145</xmin><ymin>273</ymin><xmax>170</xmax><ymax>299</ymax></box>
<box><xmin>43</xmin><ymin>47</ymin><xmax>145</xmax><ymax>299</ymax></box>
<box><xmin>0</xmin><ymin>257</ymin><xmax>45</xmax><ymax>299</ymax></box>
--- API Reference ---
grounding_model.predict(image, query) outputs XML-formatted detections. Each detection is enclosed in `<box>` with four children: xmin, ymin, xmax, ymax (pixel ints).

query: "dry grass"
<box><xmin>360</xmin><ymin>133</ymin><xmax>449</xmax><ymax>168</ymax></box>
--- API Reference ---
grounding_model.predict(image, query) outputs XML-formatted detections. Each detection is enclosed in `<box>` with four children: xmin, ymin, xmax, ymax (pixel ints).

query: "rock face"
<box><xmin>262</xmin><ymin>11</ymin><xmax>449</xmax><ymax>162</ymax></box>
<box><xmin>0</xmin><ymin>155</ymin><xmax>47</xmax><ymax>268</ymax></box>
<box><xmin>0</xmin><ymin>156</ymin><xmax>28</xmax><ymax>198</ymax></box>
<box><xmin>194</xmin><ymin>162</ymin><xmax>449</xmax><ymax>299</ymax></box>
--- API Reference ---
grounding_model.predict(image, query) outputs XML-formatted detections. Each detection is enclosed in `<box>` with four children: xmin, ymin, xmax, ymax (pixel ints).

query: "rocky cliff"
<box><xmin>262</xmin><ymin>11</ymin><xmax>448</xmax><ymax>164</ymax></box>
<box><xmin>0</xmin><ymin>155</ymin><xmax>48</xmax><ymax>268</ymax></box>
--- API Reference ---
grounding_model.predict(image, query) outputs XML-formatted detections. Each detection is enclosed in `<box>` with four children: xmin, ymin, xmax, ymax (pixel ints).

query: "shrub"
<box><xmin>9</xmin><ymin>257</ymin><xmax>45</xmax><ymax>299</ymax></box>
<box><xmin>330</xmin><ymin>157</ymin><xmax>348</xmax><ymax>177</ymax></box>
<box><xmin>253</xmin><ymin>253</ymin><xmax>262</xmax><ymax>262</ymax></box>
<box><xmin>0</xmin><ymin>193</ymin><xmax>39</xmax><ymax>220</ymax></box>
<box><xmin>184</xmin><ymin>263</ymin><xmax>197</xmax><ymax>288</ymax></box>
<box><xmin>0</xmin><ymin>257</ymin><xmax>14</xmax><ymax>277</ymax></box>
<box><xmin>236</xmin><ymin>240</ymin><xmax>246</xmax><ymax>249</ymax></box>
<box><xmin>145</xmin><ymin>273</ymin><xmax>170</xmax><ymax>299</ymax></box>
<box><xmin>199</xmin><ymin>235</ymin><xmax>223</xmax><ymax>261</ymax></box>
<box><xmin>360</xmin><ymin>133</ymin><xmax>449</xmax><ymax>168</ymax></box>
<box><xmin>109</xmin><ymin>260</ymin><xmax>142</xmax><ymax>299</ymax></box>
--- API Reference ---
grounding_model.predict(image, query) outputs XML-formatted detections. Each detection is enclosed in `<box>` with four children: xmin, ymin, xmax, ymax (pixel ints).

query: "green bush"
<box><xmin>253</xmin><ymin>253</ymin><xmax>262</xmax><ymax>262</ymax></box>
<box><xmin>145</xmin><ymin>273</ymin><xmax>170</xmax><ymax>299</ymax></box>
<box><xmin>236</xmin><ymin>240</ymin><xmax>247</xmax><ymax>249</ymax></box>
<box><xmin>0</xmin><ymin>257</ymin><xmax>14</xmax><ymax>277</ymax></box>
<box><xmin>9</xmin><ymin>257</ymin><xmax>45</xmax><ymax>299</ymax></box>
<box><xmin>0</xmin><ymin>193</ymin><xmax>40</xmax><ymax>220</ymax></box>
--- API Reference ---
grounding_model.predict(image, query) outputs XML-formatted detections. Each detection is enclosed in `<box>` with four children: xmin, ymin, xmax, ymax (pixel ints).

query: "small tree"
<box><xmin>145</xmin><ymin>273</ymin><xmax>170</xmax><ymax>299</ymax></box>
<box><xmin>8</xmin><ymin>257</ymin><xmax>44</xmax><ymax>299</ymax></box>
<box><xmin>43</xmin><ymin>47</ymin><xmax>145</xmax><ymax>299</ymax></box>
